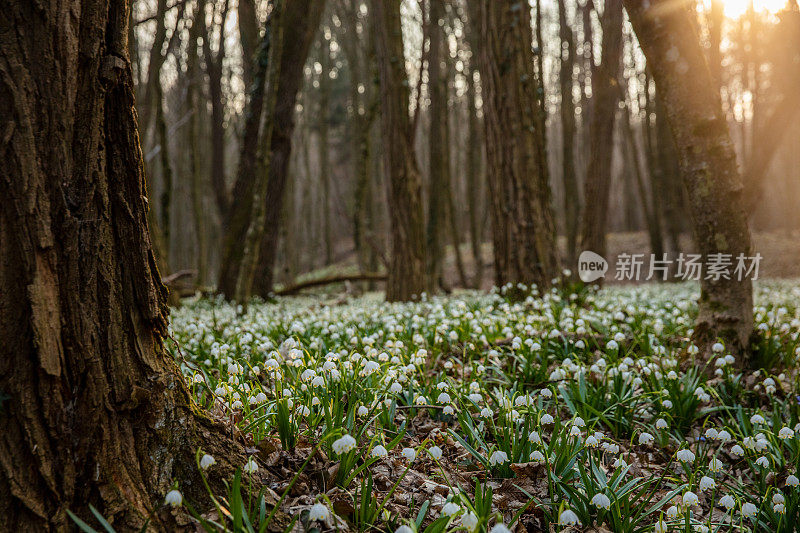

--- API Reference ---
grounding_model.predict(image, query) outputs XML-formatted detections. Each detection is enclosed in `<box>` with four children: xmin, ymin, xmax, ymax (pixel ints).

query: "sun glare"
<box><xmin>721</xmin><ymin>0</ymin><xmax>788</xmax><ymax>18</ymax></box>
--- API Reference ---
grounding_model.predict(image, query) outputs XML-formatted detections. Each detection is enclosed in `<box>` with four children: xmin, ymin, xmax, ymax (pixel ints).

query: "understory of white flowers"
<box><xmin>166</xmin><ymin>280</ymin><xmax>800</xmax><ymax>532</ymax></box>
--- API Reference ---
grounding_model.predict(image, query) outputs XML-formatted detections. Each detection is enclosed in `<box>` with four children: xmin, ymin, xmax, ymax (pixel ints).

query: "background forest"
<box><xmin>131</xmin><ymin>0</ymin><xmax>800</xmax><ymax>297</ymax></box>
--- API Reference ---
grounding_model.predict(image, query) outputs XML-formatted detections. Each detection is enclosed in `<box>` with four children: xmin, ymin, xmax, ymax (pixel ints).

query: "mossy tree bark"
<box><xmin>558</xmin><ymin>0</ymin><xmax>580</xmax><ymax>266</ymax></box>
<box><xmin>473</xmin><ymin>0</ymin><xmax>559</xmax><ymax>292</ymax></box>
<box><xmin>0</xmin><ymin>1</ymin><xmax>243</xmax><ymax>530</ymax></box>
<box><xmin>624</xmin><ymin>0</ymin><xmax>754</xmax><ymax>354</ymax></box>
<box><xmin>370</xmin><ymin>0</ymin><xmax>427</xmax><ymax>301</ymax></box>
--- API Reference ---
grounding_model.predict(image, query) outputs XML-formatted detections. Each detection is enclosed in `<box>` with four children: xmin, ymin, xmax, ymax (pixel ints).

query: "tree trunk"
<box><xmin>202</xmin><ymin>0</ymin><xmax>231</xmax><ymax>219</ymax></box>
<box><xmin>235</xmin><ymin>0</ymin><xmax>286</xmax><ymax>303</ymax></box>
<box><xmin>473</xmin><ymin>0</ymin><xmax>559</xmax><ymax>293</ymax></box>
<box><xmin>426</xmin><ymin>0</ymin><xmax>447</xmax><ymax>292</ymax></box>
<box><xmin>0</xmin><ymin>1</ymin><xmax>243</xmax><ymax>530</ymax></box>
<box><xmin>579</xmin><ymin>0</ymin><xmax>623</xmax><ymax>261</ymax></box>
<box><xmin>558</xmin><ymin>0</ymin><xmax>580</xmax><ymax>265</ymax></box>
<box><xmin>250</xmin><ymin>0</ymin><xmax>328</xmax><ymax>298</ymax></box>
<box><xmin>318</xmin><ymin>36</ymin><xmax>334</xmax><ymax>265</ymax></box>
<box><xmin>188</xmin><ymin>0</ymin><xmax>208</xmax><ymax>284</ymax></box>
<box><xmin>217</xmin><ymin>0</ymin><xmax>326</xmax><ymax>299</ymax></box>
<box><xmin>655</xmin><ymin>92</ymin><xmax>683</xmax><ymax>258</ymax></box>
<box><xmin>624</xmin><ymin>0</ymin><xmax>754</xmax><ymax>354</ymax></box>
<box><xmin>238</xmin><ymin>0</ymin><xmax>259</xmax><ymax>91</ymax></box>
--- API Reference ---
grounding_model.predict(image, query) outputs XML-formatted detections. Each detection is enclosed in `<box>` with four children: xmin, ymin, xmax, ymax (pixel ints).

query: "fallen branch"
<box><xmin>162</xmin><ymin>269</ymin><xmax>196</xmax><ymax>286</ymax></box>
<box><xmin>275</xmin><ymin>273</ymin><xmax>386</xmax><ymax>296</ymax></box>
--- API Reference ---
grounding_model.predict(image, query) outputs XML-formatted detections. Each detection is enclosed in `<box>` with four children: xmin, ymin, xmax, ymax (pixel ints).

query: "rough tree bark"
<box><xmin>624</xmin><ymin>0</ymin><xmax>754</xmax><ymax>354</ymax></box>
<box><xmin>473</xmin><ymin>0</ymin><xmax>559</xmax><ymax>292</ymax></box>
<box><xmin>370</xmin><ymin>0</ymin><xmax>427</xmax><ymax>301</ymax></box>
<box><xmin>579</xmin><ymin>0</ymin><xmax>623</xmax><ymax>262</ymax></box>
<box><xmin>0</xmin><ymin>1</ymin><xmax>243</xmax><ymax>530</ymax></box>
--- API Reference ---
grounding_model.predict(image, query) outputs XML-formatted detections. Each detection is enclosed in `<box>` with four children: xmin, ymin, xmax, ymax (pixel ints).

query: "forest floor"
<box><xmin>164</xmin><ymin>279</ymin><xmax>800</xmax><ymax>532</ymax></box>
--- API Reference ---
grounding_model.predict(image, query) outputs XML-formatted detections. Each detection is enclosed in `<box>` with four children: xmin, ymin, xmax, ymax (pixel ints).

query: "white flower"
<box><xmin>786</xmin><ymin>474</ymin><xmax>799</xmax><ymax>487</ymax></box>
<box><xmin>402</xmin><ymin>447</ymin><xmax>416</xmax><ymax>461</ymax></box>
<box><xmin>666</xmin><ymin>505</ymin><xmax>678</xmax><ymax>518</ymax></box>
<box><xmin>437</xmin><ymin>392</ymin><xmax>451</xmax><ymax>404</ymax></box>
<box><xmin>742</xmin><ymin>502</ymin><xmax>758</xmax><ymax>517</ymax></box>
<box><xmin>682</xmin><ymin>491</ymin><xmax>699</xmax><ymax>507</ymax></box>
<box><xmin>396</xmin><ymin>526</ymin><xmax>414</xmax><ymax>533</ymax></box>
<box><xmin>751</xmin><ymin>414</ymin><xmax>766</xmax><ymax>425</ymax></box>
<box><xmin>654</xmin><ymin>519</ymin><xmax>668</xmax><ymax>533</ymax></box>
<box><xmin>428</xmin><ymin>446</ymin><xmax>443</xmax><ymax>460</ymax></box>
<box><xmin>718</xmin><ymin>494</ymin><xmax>736</xmax><ymax>510</ymax></box>
<box><xmin>200</xmin><ymin>454</ymin><xmax>216</xmax><ymax>470</ymax></box>
<box><xmin>591</xmin><ymin>493</ymin><xmax>611</xmax><ymax>510</ymax></box>
<box><xmin>530</xmin><ymin>450</ymin><xmax>546</xmax><ymax>464</ymax></box>
<box><xmin>730</xmin><ymin>444</ymin><xmax>744</xmax><ymax>457</ymax></box>
<box><xmin>540</xmin><ymin>413</ymin><xmax>554</xmax><ymax>425</ymax></box>
<box><xmin>165</xmin><ymin>489</ymin><xmax>182</xmax><ymax>507</ymax></box>
<box><xmin>779</xmin><ymin>426</ymin><xmax>795</xmax><ymax>440</ymax></box>
<box><xmin>442</xmin><ymin>501</ymin><xmax>461</xmax><ymax>516</ymax></box>
<box><xmin>461</xmin><ymin>512</ymin><xmax>479</xmax><ymax>532</ymax></box>
<box><xmin>699</xmin><ymin>476</ymin><xmax>716</xmax><ymax>491</ymax></box>
<box><xmin>774</xmin><ymin>502</ymin><xmax>786</xmax><ymax>514</ymax></box>
<box><xmin>371</xmin><ymin>445</ymin><xmax>388</xmax><ymax>458</ymax></box>
<box><xmin>333</xmin><ymin>434</ymin><xmax>357</xmax><ymax>455</ymax></box>
<box><xmin>656</xmin><ymin>418</ymin><xmax>668</xmax><ymax>430</ymax></box>
<box><xmin>308</xmin><ymin>503</ymin><xmax>331</xmax><ymax>522</ymax></box>
<box><xmin>490</xmin><ymin>525</ymin><xmax>511</xmax><ymax>533</ymax></box>
<box><xmin>755</xmin><ymin>456</ymin><xmax>770</xmax><ymax>468</ymax></box>
<box><xmin>481</xmin><ymin>407</ymin><xmax>494</xmax><ymax>418</ymax></box>
<box><xmin>489</xmin><ymin>450</ymin><xmax>509</xmax><ymax>466</ymax></box>
<box><xmin>639</xmin><ymin>432</ymin><xmax>655</xmax><ymax>446</ymax></box>
<box><xmin>585</xmin><ymin>435</ymin><xmax>599</xmax><ymax>447</ymax></box>
<box><xmin>712</xmin><ymin>342</ymin><xmax>724</xmax><ymax>353</ymax></box>
<box><xmin>708</xmin><ymin>457</ymin><xmax>723</xmax><ymax>472</ymax></box>
<box><xmin>558</xmin><ymin>509</ymin><xmax>581</xmax><ymax>526</ymax></box>
<box><xmin>662</xmin><ymin>399</ymin><xmax>673</xmax><ymax>409</ymax></box>
<box><xmin>358</xmin><ymin>405</ymin><xmax>369</xmax><ymax>417</ymax></box>
<box><xmin>243</xmin><ymin>457</ymin><xmax>259</xmax><ymax>474</ymax></box>
<box><xmin>528</xmin><ymin>431</ymin><xmax>542</xmax><ymax>444</ymax></box>
<box><xmin>773</xmin><ymin>493</ymin><xmax>785</xmax><ymax>505</ymax></box>
<box><xmin>677</xmin><ymin>449</ymin><xmax>695</xmax><ymax>463</ymax></box>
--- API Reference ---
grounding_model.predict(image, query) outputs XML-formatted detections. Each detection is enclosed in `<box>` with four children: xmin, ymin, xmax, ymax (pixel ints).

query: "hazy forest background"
<box><xmin>132</xmin><ymin>0</ymin><xmax>800</xmax><ymax>298</ymax></box>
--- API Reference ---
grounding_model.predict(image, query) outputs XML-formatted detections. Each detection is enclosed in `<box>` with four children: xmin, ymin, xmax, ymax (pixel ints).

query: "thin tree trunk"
<box><xmin>655</xmin><ymin>92</ymin><xmax>682</xmax><ymax>257</ymax></box>
<box><xmin>218</xmin><ymin>0</ymin><xmax>325</xmax><ymax>299</ymax></box>
<box><xmin>0</xmin><ymin>1</ymin><xmax>242</xmax><ymax>529</ymax></box>
<box><xmin>579</xmin><ymin>0</ymin><xmax>623</xmax><ymax>261</ymax></box>
<box><xmin>370</xmin><ymin>0</ymin><xmax>427</xmax><ymax>301</ymax></box>
<box><xmin>318</xmin><ymin>36</ymin><xmax>333</xmax><ymax>265</ymax></box>
<box><xmin>624</xmin><ymin>0</ymin><xmax>754</xmax><ymax>355</ymax></box>
<box><xmin>250</xmin><ymin>0</ymin><xmax>327</xmax><ymax>297</ymax></box>
<box><xmin>426</xmin><ymin>0</ymin><xmax>447</xmax><ymax>291</ymax></box>
<box><xmin>238</xmin><ymin>0</ymin><xmax>259</xmax><ymax>91</ymax></box>
<box><xmin>558</xmin><ymin>0</ymin><xmax>580</xmax><ymax>265</ymax></box>
<box><xmin>154</xmin><ymin>78</ymin><xmax>173</xmax><ymax>263</ymax></box>
<box><xmin>202</xmin><ymin>0</ymin><xmax>231</xmax><ymax>219</ymax></box>
<box><xmin>187</xmin><ymin>0</ymin><xmax>208</xmax><ymax>284</ymax></box>
<box><xmin>235</xmin><ymin>0</ymin><xmax>286</xmax><ymax>303</ymax></box>
<box><xmin>473</xmin><ymin>0</ymin><xmax>559</xmax><ymax>293</ymax></box>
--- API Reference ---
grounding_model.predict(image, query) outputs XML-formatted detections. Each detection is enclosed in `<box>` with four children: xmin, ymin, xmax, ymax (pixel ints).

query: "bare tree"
<box><xmin>371</xmin><ymin>0</ymin><xmax>427</xmax><ymax>301</ymax></box>
<box><xmin>472</xmin><ymin>0</ymin><xmax>559</xmax><ymax>292</ymax></box>
<box><xmin>624</xmin><ymin>0</ymin><xmax>754</xmax><ymax>355</ymax></box>
<box><xmin>579</xmin><ymin>0</ymin><xmax>623</xmax><ymax>261</ymax></box>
